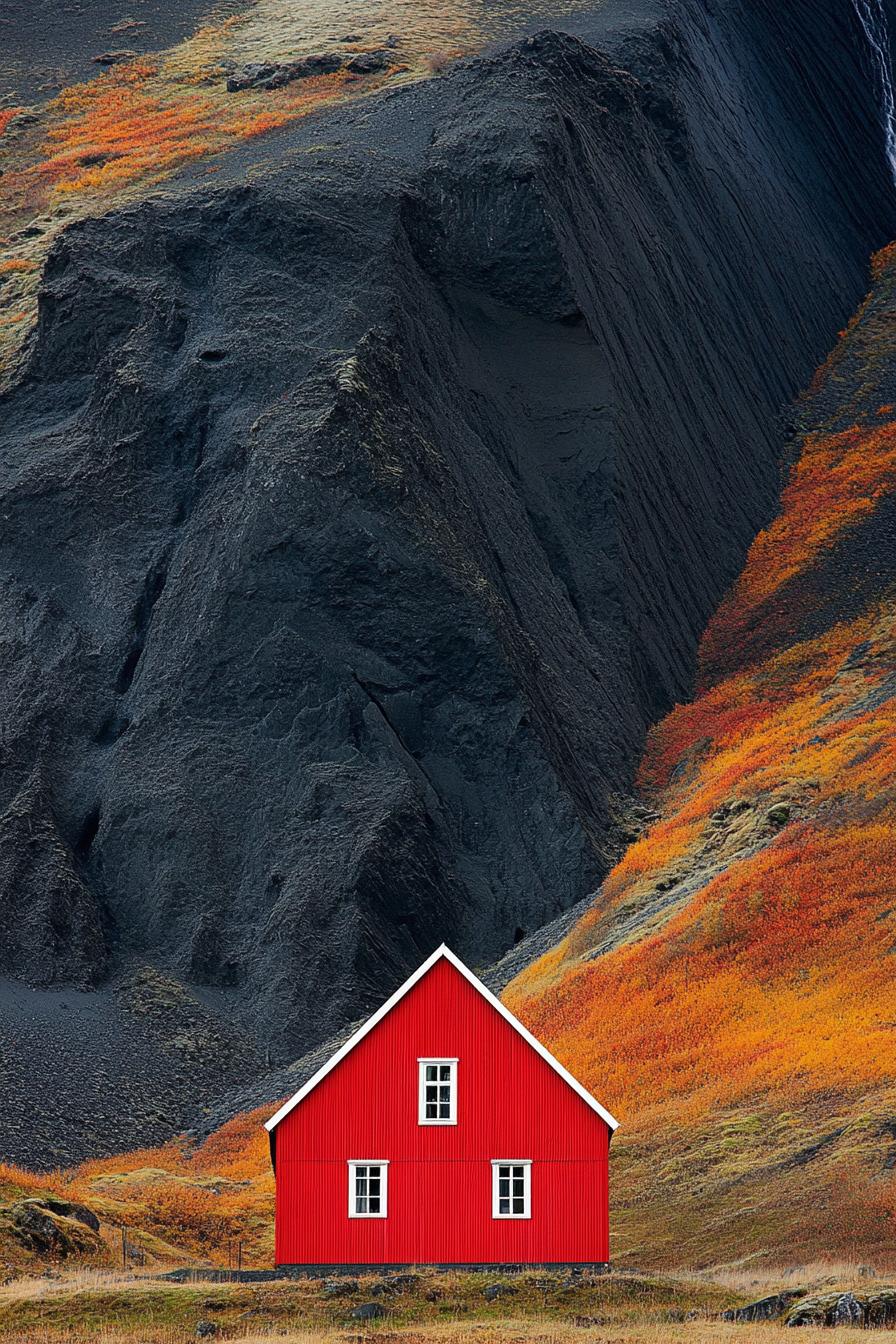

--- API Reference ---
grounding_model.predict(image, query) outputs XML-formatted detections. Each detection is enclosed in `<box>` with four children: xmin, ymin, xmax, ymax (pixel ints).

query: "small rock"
<box><xmin>767</xmin><ymin>803</ymin><xmax>791</xmax><ymax>827</ymax></box>
<box><xmin>346</xmin><ymin>50</ymin><xmax>392</xmax><ymax>74</ymax></box>
<box><xmin>349</xmin><ymin>1302</ymin><xmax>385</xmax><ymax>1321</ymax></box>
<box><xmin>195</xmin><ymin>1324</ymin><xmax>219</xmax><ymax>1339</ymax></box>
<box><xmin>322</xmin><ymin>1277</ymin><xmax>359</xmax><ymax>1296</ymax></box>
<box><xmin>384</xmin><ymin>1272</ymin><xmax>419</xmax><ymax>1292</ymax></box>
<box><xmin>484</xmin><ymin>1282</ymin><xmax>517</xmax><ymax>1302</ymax></box>
<box><xmin>92</xmin><ymin>49</ymin><xmax>139</xmax><ymax>65</ymax></box>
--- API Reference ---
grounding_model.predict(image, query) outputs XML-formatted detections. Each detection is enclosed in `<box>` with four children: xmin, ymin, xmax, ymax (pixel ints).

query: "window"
<box><xmin>491</xmin><ymin>1160</ymin><xmax>531</xmax><ymax>1218</ymax></box>
<box><xmin>418</xmin><ymin>1058</ymin><xmax>457</xmax><ymax>1125</ymax></box>
<box><xmin>348</xmin><ymin>1161</ymin><xmax>388</xmax><ymax>1218</ymax></box>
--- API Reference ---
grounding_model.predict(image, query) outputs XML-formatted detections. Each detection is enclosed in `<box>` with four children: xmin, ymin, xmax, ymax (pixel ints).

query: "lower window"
<box><xmin>348</xmin><ymin>1161</ymin><xmax>389</xmax><ymax>1218</ymax></box>
<box><xmin>491</xmin><ymin>1160</ymin><xmax>532</xmax><ymax>1219</ymax></box>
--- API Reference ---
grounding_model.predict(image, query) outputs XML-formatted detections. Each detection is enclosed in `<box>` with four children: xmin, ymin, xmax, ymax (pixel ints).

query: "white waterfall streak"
<box><xmin>853</xmin><ymin>0</ymin><xmax>896</xmax><ymax>187</ymax></box>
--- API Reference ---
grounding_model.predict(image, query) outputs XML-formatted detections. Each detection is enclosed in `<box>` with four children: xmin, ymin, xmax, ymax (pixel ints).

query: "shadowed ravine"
<box><xmin>0</xmin><ymin>0</ymin><xmax>895</xmax><ymax>1166</ymax></box>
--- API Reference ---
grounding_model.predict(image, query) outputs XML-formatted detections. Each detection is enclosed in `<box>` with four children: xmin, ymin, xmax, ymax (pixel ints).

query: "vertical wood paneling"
<box><xmin>275</xmin><ymin>957</ymin><xmax>610</xmax><ymax>1265</ymax></box>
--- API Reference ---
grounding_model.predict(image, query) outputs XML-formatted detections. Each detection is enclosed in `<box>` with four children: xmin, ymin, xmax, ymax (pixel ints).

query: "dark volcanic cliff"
<box><xmin>0</xmin><ymin>0</ymin><xmax>894</xmax><ymax>1161</ymax></box>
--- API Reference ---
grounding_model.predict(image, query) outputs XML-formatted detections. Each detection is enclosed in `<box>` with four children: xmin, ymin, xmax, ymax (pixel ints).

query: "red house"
<box><xmin>265</xmin><ymin>944</ymin><xmax>618</xmax><ymax>1268</ymax></box>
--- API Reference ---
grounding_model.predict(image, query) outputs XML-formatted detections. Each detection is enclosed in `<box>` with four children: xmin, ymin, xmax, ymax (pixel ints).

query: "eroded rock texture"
<box><xmin>0</xmin><ymin>0</ymin><xmax>894</xmax><ymax>1159</ymax></box>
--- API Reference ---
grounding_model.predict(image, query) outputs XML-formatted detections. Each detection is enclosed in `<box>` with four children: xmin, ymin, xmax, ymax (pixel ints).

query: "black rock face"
<box><xmin>0</xmin><ymin>0</ymin><xmax>894</xmax><ymax>1159</ymax></box>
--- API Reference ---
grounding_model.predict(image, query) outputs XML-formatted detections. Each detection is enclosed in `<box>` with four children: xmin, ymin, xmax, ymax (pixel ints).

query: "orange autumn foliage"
<box><xmin>698</xmin><ymin>421</ymin><xmax>896</xmax><ymax>681</ymax></box>
<box><xmin>36</xmin><ymin>61</ymin><xmax>297</xmax><ymax>197</ymax></box>
<box><xmin>503</xmin><ymin>240</ymin><xmax>896</xmax><ymax>1265</ymax></box>
<box><xmin>5</xmin><ymin>249</ymin><xmax>896</xmax><ymax>1273</ymax></box>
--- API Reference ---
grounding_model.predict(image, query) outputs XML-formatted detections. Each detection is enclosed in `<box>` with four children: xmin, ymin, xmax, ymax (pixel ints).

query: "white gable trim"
<box><xmin>264</xmin><ymin>944</ymin><xmax>619</xmax><ymax>1133</ymax></box>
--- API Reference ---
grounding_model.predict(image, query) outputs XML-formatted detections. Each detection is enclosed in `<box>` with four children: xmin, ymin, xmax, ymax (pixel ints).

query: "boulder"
<box><xmin>346</xmin><ymin>51</ymin><xmax>392</xmax><ymax>75</ymax></box>
<box><xmin>723</xmin><ymin>1290</ymin><xmax>806</xmax><ymax>1322</ymax></box>
<box><xmin>831</xmin><ymin>1293</ymin><xmax>864</xmax><ymax>1327</ymax></box>
<box><xmin>484</xmin><ymin>1282</ymin><xmax>517</xmax><ymax>1302</ymax></box>
<box><xmin>226</xmin><ymin>54</ymin><xmax>345</xmax><ymax>92</ymax></box>
<box><xmin>41</xmin><ymin>1196</ymin><xmax>100</xmax><ymax>1232</ymax></box>
<box><xmin>8</xmin><ymin>1199</ymin><xmax>102</xmax><ymax>1257</ymax></box>
<box><xmin>322</xmin><ymin>1277</ymin><xmax>359</xmax><ymax>1296</ymax></box>
<box><xmin>349</xmin><ymin>1302</ymin><xmax>385</xmax><ymax>1320</ymax></box>
<box><xmin>864</xmin><ymin>1289</ymin><xmax>896</xmax><ymax>1327</ymax></box>
<box><xmin>786</xmin><ymin>1292</ymin><xmax>852</xmax><ymax>1327</ymax></box>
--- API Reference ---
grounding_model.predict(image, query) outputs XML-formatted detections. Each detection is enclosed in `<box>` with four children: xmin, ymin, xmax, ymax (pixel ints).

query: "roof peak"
<box><xmin>264</xmin><ymin>943</ymin><xmax>618</xmax><ymax>1133</ymax></box>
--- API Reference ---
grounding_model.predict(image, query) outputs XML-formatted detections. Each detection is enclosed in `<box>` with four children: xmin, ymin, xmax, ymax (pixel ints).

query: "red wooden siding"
<box><xmin>273</xmin><ymin>956</ymin><xmax>610</xmax><ymax>1266</ymax></box>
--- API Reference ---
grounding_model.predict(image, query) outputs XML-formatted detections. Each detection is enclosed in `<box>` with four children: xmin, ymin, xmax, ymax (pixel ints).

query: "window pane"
<box><xmin>426</xmin><ymin>1065</ymin><xmax>437</xmax><ymax>1082</ymax></box>
<box><xmin>499</xmin><ymin>1197</ymin><xmax>510</xmax><ymax>1214</ymax></box>
<box><xmin>356</xmin><ymin>1166</ymin><xmax>367</xmax><ymax>1179</ymax></box>
<box><xmin>498</xmin><ymin>1178</ymin><xmax>509</xmax><ymax>1197</ymax></box>
<box><xmin>439</xmin><ymin>1064</ymin><xmax>451</xmax><ymax>1080</ymax></box>
<box><xmin>426</xmin><ymin>1100</ymin><xmax>437</xmax><ymax>1118</ymax></box>
<box><xmin>369</xmin><ymin>1195</ymin><xmax>380</xmax><ymax>1213</ymax></box>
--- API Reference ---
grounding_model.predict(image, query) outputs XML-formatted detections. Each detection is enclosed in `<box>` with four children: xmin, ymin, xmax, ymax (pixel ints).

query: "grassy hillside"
<box><xmin>4</xmin><ymin>246</ymin><xmax>896</xmax><ymax>1280</ymax></box>
<box><xmin>505</xmin><ymin>243</ymin><xmax>896</xmax><ymax>1268</ymax></box>
<box><xmin>4</xmin><ymin>246</ymin><xmax>896</xmax><ymax>1283</ymax></box>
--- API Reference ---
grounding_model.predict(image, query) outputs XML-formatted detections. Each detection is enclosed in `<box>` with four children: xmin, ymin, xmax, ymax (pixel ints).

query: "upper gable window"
<box><xmin>418</xmin><ymin>1058</ymin><xmax>457</xmax><ymax>1125</ymax></box>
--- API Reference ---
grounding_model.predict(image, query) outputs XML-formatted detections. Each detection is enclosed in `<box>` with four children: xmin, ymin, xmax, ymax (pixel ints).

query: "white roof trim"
<box><xmin>264</xmin><ymin>944</ymin><xmax>619</xmax><ymax>1133</ymax></box>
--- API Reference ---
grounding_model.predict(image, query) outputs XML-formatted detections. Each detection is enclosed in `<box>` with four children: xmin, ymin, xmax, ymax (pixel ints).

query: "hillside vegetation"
<box><xmin>1</xmin><ymin>243</ymin><xmax>895</xmax><ymax>1280</ymax></box>
<box><xmin>0</xmin><ymin>7</ymin><xmax>445</xmax><ymax>380</ymax></box>
<box><xmin>1</xmin><ymin>0</ymin><xmax>891</xmax><ymax>1167</ymax></box>
<box><xmin>505</xmin><ymin>243</ymin><xmax>896</xmax><ymax>1268</ymax></box>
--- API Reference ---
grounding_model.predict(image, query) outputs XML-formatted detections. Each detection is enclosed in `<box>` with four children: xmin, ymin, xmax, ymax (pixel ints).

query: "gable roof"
<box><xmin>264</xmin><ymin>944</ymin><xmax>619</xmax><ymax>1133</ymax></box>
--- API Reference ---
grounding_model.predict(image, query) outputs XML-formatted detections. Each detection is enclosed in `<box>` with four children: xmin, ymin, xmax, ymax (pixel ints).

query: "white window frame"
<box><xmin>491</xmin><ymin>1159</ymin><xmax>532</xmax><ymax>1219</ymax></box>
<box><xmin>417</xmin><ymin>1058</ymin><xmax>458</xmax><ymax>1125</ymax></box>
<box><xmin>347</xmin><ymin>1160</ymin><xmax>389</xmax><ymax>1218</ymax></box>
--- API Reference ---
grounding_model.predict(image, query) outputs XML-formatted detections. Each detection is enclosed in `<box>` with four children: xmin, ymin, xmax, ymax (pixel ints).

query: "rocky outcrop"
<box><xmin>7</xmin><ymin>1197</ymin><xmax>102</xmax><ymax>1256</ymax></box>
<box><xmin>225</xmin><ymin>50</ymin><xmax>394</xmax><ymax>92</ymax></box>
<box><xmin>723</xmin><ymin>1291</ymin><xmax>806</xmax><ymax>1323</ymax></box>
<box><xmin>0</xmin><ymin>0</ymin><xmax>894</xmax><ymax>1158</ymax></box>
<box><xmin>786</xmin><ymin>1289</ymin><xmax>896</xmax><ymax>1328</ymax></box>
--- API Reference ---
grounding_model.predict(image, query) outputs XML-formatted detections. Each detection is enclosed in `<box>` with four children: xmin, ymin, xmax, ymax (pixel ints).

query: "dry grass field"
<box><xmin>0</xmin><ymin>1263</ymin><xmax>891</xmax><ymax>1344</ymax></box>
